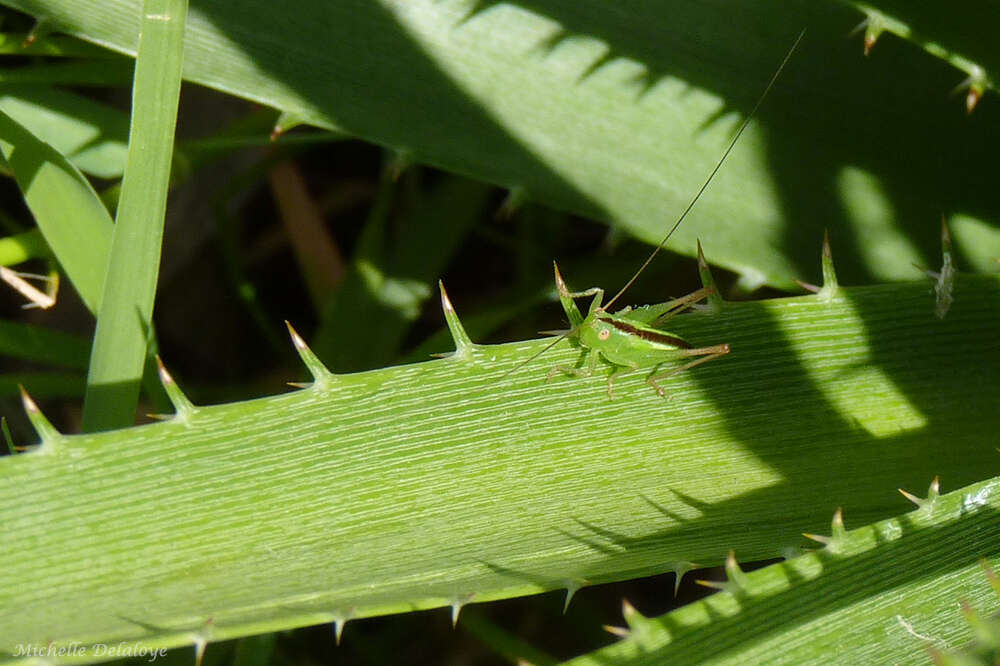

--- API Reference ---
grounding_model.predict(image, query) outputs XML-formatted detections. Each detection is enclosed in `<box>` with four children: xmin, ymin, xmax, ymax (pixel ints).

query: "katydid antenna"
<box><xmin>502</xmin><ymin>29</ymin><xmax>805</xmax><ymax>379</ymax></box>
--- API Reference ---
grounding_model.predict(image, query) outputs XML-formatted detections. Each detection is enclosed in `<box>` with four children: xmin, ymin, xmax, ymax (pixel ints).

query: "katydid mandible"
<box><xmin>524</xmin><ymin>31</ymin><xmax>804</xmax><ymax>398</ymax></box>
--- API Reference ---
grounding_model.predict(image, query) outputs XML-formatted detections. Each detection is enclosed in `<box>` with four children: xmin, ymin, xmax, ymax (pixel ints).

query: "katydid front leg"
<box><xmin>546</xmin><ymin>346</ymin><xmax>599</xmax><ymax>383</ymax></box>
<box><xmin>569</xmin><ymin>288</ymin><xmax>604</xmax><ymax>316</ymax></box>
<box><xmin>606</xmin><ymin>360</ymin><xmax>639</xmax><ymax>399</ymax></box>
<box><xmin>546</xmin><ymin>352</ymin><xmax>638</xmax><ymax>400</ymax></box>
<box><xmin>553</xmin><ymin>262</ymin><xmax>604</xmax><ymax>328</ymax></box>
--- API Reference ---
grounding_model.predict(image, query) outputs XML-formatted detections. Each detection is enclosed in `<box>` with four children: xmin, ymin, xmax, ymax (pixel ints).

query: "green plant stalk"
<box><xmin>566</xmin><ymin>476</ymin><xmax>1000</xmax><ymax>665</ymax></box>
<box><xmin>1</xmin><ymin>274</ymin><xmax>997</xmax><ymax>662</ymax></box>
<box><xmin>81</xmin><ymin>0</ymin><xmax>186</xmax><ymax>432</ymax></box>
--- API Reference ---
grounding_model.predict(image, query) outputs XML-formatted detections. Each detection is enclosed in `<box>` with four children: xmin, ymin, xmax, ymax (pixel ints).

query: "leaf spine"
<box><xmin>496</xmin><ymin>186</ymin><xmax>527</xmax><ymax>219</ymax></box>
<box><xmin>438</xmin><ymin>281</ymin><xmax>474</xmax><ymax>359</ymax></box>
<box><xmin>155</xmin><ymin>356</ymin><xmax>196</xmax><ymax>420</ymax></box>
<box><xmin>724</xmin><ymin>550</ymin><xmax>750</xmax><ymax>592</ymax></box>
<box><xmin>333</xmin><ymin>618</ymin><xmax>346</xmax><ymax>646</ymax></box>
<box><xmin>563</xmin><ymin>579</ymin><xmax>587</xmax><ymax>614</ymax></box>
<box><xmin>696</xmin><ymin>240</ymin><xmax>723</xmax><ymax>309</ymax></box>
<box><xmin>935</xmin><ymin>218</ymin><xmax>955</xmax><ymax>319</ymax></box>
<box><xmin>450</xmin><ymin>593</ymin><xmax>473</xmax><ymax>628</ymax></box>
<box><xmin>19</xmin><ymin>385</ymin><xmax>62</xmax><ymax>451</ymax></box>
<box><xmin>285</xmin><ymin>321</ymin><xmax>334</xmax><ymax>386</ymax></box>
<box><xmin>819</xmin><ymin>230</ymin><xmax>840</xmax><ymax>298</ymax></box>
<box><xmin>670</xmin><ymin>561</ymin><xmax>697</xmax><ymax>597</ymax></box>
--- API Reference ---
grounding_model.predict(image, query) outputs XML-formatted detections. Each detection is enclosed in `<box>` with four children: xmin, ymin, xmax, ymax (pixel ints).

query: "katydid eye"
<box><xmin>598</xmin><ymin>328</ymin><xmax>611</xmax><ymax>340</ymax></box>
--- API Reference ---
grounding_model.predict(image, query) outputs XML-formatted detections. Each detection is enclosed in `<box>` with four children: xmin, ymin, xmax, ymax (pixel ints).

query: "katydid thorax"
<box><xmin>518</xmin><ymin>31</ymin><xmax>805</xmax><ymax>398</ymax></box>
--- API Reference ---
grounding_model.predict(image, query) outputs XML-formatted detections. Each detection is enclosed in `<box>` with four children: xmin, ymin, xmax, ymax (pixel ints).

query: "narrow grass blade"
<box><xmin>81</xmin><ymin>0</ymin><xmax>187</xmax><ymax>432</ymax></box>
<box><xmin>0</xmin><ymin>85</ymin><xmax>129</xmax><ymax>178</ymax></box>
<box><xmin>0</xmin><ymin>109</ymin><xmax>112</xmax><ymax>312</ymax></box>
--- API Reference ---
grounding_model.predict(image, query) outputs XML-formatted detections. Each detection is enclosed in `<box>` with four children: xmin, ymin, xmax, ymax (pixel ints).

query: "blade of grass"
<box><xmin>0</xmin><ymin>85</ymin><xmax>129</xmax><ymax>178</ymax></box>
<box><xmin>81</xmin><ymin>0</ymin><xmax>187</xmax><ymax>432</ymax></box>
<box><xmin>0</xmin><ymin>109</ymin><xmax>112</xmax><ymax>312</ymax></box>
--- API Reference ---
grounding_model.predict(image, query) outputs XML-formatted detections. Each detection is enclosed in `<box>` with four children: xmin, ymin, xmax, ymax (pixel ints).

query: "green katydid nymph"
<box><xmin>547</xmin><ymin>262</ymin><xmax>730</xmax><ymax>398</ymax></box>
<box><xmin>512</xmin><ymin>30</ymin><xmax>805</xmax><ymax>399</ymax></box>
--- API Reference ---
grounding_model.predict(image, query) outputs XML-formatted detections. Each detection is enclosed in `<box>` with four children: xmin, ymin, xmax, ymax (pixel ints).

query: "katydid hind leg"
<box><xmin>652</xmin><ymin>287</ymin><xmax>716</xmax><ymax>325</ymax></box>
<box><xmin>646</xmin><ymin>344</ymin><xmax>731</xmax><ymax>397</ymax></box>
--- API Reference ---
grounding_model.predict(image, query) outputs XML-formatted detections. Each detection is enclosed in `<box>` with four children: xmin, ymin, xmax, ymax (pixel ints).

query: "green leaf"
<box><xmin>3</xmin><ymin>0</ymin><xmax>997</xmax><ymax>289</ymax></box>
<box><xmin>2</xmin><ymin>275</ymin><xmax>997</xmax><ymax>659</ymax></box>
<box><xmin>0</xmin><ymin>371</ymin><xmax>84</xmax><ymax>398</ymax></box>
<box><xmin>565</xmin><ymin>476</ymin><xmax>1000</xmax><ymax>665</ymax></box>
